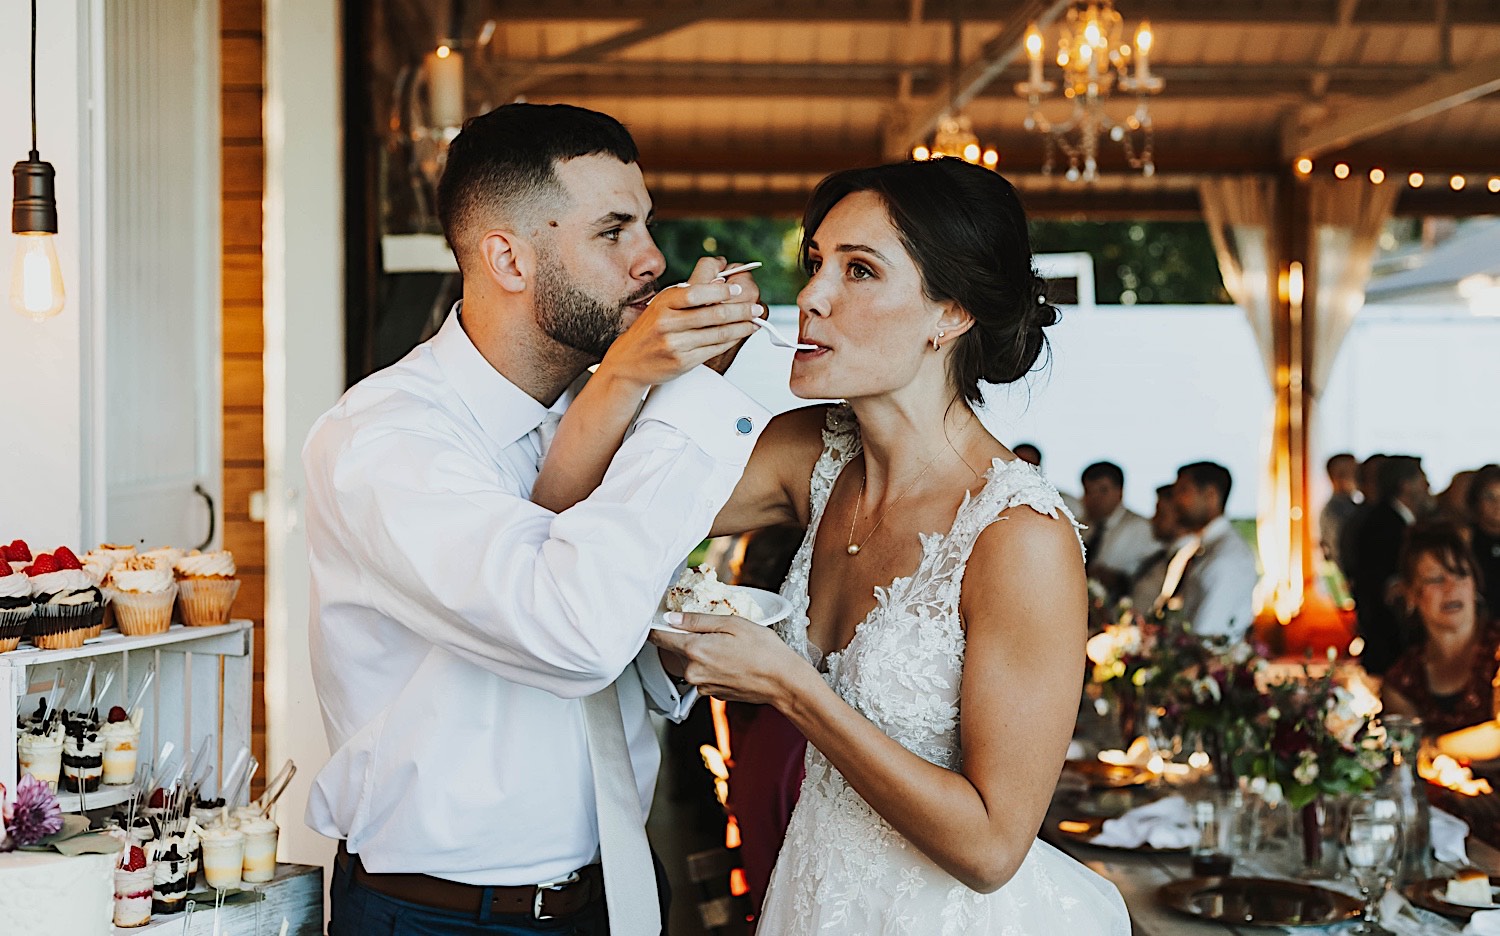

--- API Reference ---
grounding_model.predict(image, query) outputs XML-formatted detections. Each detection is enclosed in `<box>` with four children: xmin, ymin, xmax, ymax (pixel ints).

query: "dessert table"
<box><xmin>1043</xmin><ymin>803</ymin><xmax>1500</xmax><ymax>935</ymax></box>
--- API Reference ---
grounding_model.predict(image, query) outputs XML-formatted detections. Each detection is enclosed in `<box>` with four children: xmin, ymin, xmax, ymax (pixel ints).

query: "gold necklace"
<box><xmin>845</xmin><ymin>455</ymin><xmax>940</xmax><ymax>557</ymax></box>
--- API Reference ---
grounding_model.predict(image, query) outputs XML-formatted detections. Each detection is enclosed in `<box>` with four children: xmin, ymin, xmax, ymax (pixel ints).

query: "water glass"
<box><xmin>1344</xmin><ymin>797</ymin><xmax>1400</xmax><ymax>935</ymax></box>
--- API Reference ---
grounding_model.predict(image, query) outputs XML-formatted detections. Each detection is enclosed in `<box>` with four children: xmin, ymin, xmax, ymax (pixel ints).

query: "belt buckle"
<box><xmin>532</xmin><ymin>870</ymin><xmax>581</xmax><ymax>920</ymax></box>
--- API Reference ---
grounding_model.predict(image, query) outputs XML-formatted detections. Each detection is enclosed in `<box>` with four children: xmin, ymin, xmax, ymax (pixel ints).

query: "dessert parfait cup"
<box><xmin>201</xmin><ymin>825</ymin><xmax>246</xmax><ymax>890</ymax></box>
<box><xmin>239</xmin><ymin>815</ymin><xmax>279</xmax><ymax>883</ymax></box>
<box><xmin>114</xmin><ymin>861</ymin><xmax>156</xmax><ymax>928</ymax></box>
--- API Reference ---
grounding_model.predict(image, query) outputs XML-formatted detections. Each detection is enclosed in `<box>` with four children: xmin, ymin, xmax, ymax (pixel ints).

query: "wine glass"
<box><xmin>1343</xmin><ymin>796</ymin><xmax>1401</xmax><ymax>935</ymax></box>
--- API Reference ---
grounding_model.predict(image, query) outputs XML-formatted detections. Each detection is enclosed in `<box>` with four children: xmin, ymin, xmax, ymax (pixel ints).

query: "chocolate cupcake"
<box><xmin>26</xmin><ymin>550</ymin><xmax>106</xmax><ymax>649</ymax></box>
<box><xmin>0</xmin><ymin>562</ymin><xmax>31</xmax><ymax>652</ymax></box>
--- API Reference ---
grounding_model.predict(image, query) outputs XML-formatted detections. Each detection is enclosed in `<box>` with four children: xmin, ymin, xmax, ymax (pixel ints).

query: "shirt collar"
<box><xmin>429</xmin><ymin>302</ymin><xmax>578</xmax><ymax>451</ymax></box>
<box><xmin>1105</xmin><ymin>503</ymin><xmax>1129</xmax><ymax>527</ymax></box>
<box><xmin>1199</xmin><ymin>515</ymin><xmax>1234</xmax><ymax>546</ymax></box>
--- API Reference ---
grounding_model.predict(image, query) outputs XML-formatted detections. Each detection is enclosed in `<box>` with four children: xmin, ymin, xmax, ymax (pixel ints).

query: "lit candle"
<box><xmin>1134</xmin><ymin>21</ymin><xmax>1153</xmax><ymax>81</ymax></box>
<box><xmin>427</xmin><ymin>46</ymin><xmax>465</xmax><ymax>129</ymax></box>
<box><xmin>1025</xmin><ymin>24</ymin><xmax>1044</xmax><ymax>87</ymax></box>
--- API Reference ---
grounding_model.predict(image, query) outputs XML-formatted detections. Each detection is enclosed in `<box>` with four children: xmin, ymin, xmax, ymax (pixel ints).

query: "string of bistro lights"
<box><xmin>1293</xmin><ymin>157</ymin><xmax>1500</xmax><ymax>193</ymax></box>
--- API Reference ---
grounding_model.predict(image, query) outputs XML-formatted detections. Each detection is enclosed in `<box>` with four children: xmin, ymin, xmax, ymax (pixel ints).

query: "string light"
<box><xmin>1294</xmin><ymin>157</ymin><xmax>1313</xmax><ymax>176</ymax></box>
<box><xmin>911</xmin><ymin>145</ymin><xmax>930</xmax><ymax>161</ymax></box>
<box><xmin>1409</xmin><ymin>172</ymin><xmax>1425</xmax><ymax>188</ymax></box>
<box><xmin>1450</xmin><ymin>174</ymin><xmax>1466</xmax><ymax>191</ymax></box>
<box><xmin>1333</xmin><ymin>162</ymin><xmax>1350</xmax><ymax>179</ymax></box>
<box><xmin>1489</xmin><ymin>178</ymin><xmax>1500</xmax><ymax>194</ymax></box>
<box><xmin>1368</xmin><ymin>168</ymin><xmax>1385</xmax><ymax>184</ymax></box>
<box><xmin>435</xmin><ymin>44</ymin><xmax>451</xmax><ymax>59</ymax></box>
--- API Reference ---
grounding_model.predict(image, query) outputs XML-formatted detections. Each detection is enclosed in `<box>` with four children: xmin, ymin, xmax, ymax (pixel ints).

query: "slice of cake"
<box><xmin>1444</xmin><ymin>868</ymin><xmax>1494</xmax><ymax>907</ymax></box>
<box><xmin>666</xmin><ymin>566</ymin><xmax>764</xmax><ymax>621</ymax></box>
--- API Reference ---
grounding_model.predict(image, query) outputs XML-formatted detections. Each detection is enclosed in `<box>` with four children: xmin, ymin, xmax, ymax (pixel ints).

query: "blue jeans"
<box><xmin>328</xmin><ymin>849</ymin><xmax>670</xmax><ymax>936</ymax></box>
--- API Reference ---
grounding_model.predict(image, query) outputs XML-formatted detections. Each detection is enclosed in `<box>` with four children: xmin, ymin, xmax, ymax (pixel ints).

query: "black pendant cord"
<box><xmin>30</xmin><ymin>0</ymin><xmax>39</xmax><ymax>160</ymax></box>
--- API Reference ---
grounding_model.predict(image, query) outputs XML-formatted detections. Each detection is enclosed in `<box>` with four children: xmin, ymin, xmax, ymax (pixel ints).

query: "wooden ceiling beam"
<box><xmin>473</xmin><ymin>0</ymin><xmax>1500</xmax><ymax>26</ymax></box>
<box><xmin>1283</xmin><ymin>56</ymin><xmax>1500</xmax><ymax>160</ymax></box>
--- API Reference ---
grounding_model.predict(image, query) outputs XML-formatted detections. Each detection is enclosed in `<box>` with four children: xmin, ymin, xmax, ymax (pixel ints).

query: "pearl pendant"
<box><xmin>846</xmin><ymin>544</ymin><xmax>860</xmax><ymax>556</ymax></box>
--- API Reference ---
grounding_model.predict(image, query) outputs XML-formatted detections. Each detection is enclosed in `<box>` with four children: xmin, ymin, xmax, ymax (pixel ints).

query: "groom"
<box><xmin>303</xmin><ymin>103</ymin><xmax>768</xmax><ymax>934</ymax></box>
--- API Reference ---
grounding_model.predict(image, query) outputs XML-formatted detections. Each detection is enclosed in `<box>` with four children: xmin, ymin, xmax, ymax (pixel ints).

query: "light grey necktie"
<box><xmin>533</xmin><ymin>409</ymin><xmax>660</xmax><ymax>933</ymax></box>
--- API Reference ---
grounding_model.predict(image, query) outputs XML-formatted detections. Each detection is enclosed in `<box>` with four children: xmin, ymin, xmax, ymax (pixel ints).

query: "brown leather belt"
<box><xmin>336</xmin><ymin>842</ymin><xmax>604</xmax><ymax>920</ymax></box>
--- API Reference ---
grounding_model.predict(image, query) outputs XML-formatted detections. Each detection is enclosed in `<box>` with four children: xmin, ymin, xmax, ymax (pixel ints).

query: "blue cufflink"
<box><xmin>736</xmin><ymin>416</ymin><xmax>754</xmax><ymax>435</ymax></box>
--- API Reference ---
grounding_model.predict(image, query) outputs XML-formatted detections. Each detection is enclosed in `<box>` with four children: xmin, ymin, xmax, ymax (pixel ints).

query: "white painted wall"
<box><xmin>263</xmin><ymin>0</ymin><xmax>343</xmax><ymax>871</ymax></box>
<box><xmin>729</xmin><ymin>304</ymin><xmax>1273</xmax><ymax>518</ymax></box>
<box><xmin>0</xmin><ymin>0</ymin><xmax>91</xmax><ymax>546</ymax></box>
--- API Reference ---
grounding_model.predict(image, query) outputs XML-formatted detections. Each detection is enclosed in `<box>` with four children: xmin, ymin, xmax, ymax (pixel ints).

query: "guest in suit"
<box><xmin>1015</xmin><ymin>442</ymin><xmax>1084</xmax><ymax>517</ymax></box>
<box><xmin>1168</xmin><ymin>462</ymin><xmax>1259</xmax><ymax>641</ymax></box>
<box><xmin>1353</xmin><ymin>455</ymin><xmax>1432</xmax><ymax>674</ymax></box>
<box><xmin>1081</xmin><ymin>461</ymin><xmax>1155</xmax><ymax>601</ymax></box>
<box><xmin>1130</xmin><ymin>484</ymin><xmax>1194</xmax><ymax>613</ymax></box>
<box><xmin>1320</xmin><ymin>453</ymin><xmax>1360</xmax><ymax>576</ymax></box>
<box><xmin>1437</xmin><ymin>470</ymin><xmax>1479</xmax><ymax>527</ymax></box>
<box><xmin>1340</xmin><ymin>453</ymin><xmax>1387</xmax><ymax>590</ymax></box>
<box><xmin>1469</xmin><ymin>465</ymin><xmax>1500</xmax><ymax>602</ymax></box>
<box><xmin>1381</xmin><ymin>522</ymin><xmax>1499</xmax><ymax>737</ymax></box>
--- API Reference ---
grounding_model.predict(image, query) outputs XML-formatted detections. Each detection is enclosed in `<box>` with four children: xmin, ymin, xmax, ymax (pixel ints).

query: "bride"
<box><xmin>535</xmin><ymin>157</ymin><xmax>1129</xmax><ymax>934</ymax></box>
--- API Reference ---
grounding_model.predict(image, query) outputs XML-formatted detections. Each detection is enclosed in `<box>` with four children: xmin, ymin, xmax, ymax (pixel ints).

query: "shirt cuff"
<box><xmin>637</xmin><ymin>366</ymin><xmax>770</xmax><ymax>467</ymax></box>
<box><xmin>636</xmin><ymin>639</ymin><xmax>698</xmax><ymax>723</ymax></box>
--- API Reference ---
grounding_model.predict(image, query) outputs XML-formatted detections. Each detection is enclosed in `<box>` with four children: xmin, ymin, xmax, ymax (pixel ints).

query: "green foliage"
<box><xmin>1029</xmin><ymin>221</ymin><xmax>1230</xmax><ymax>305</ymax></box>
<box><xmin>652</xmin><ymin>217</ymin><xmax>1231</xmax><ymax>307</ymax></box>
<box><xmin>651</xmin><ymin>218</ymin><xmax>806</xmax><ymax>306</ymax></box>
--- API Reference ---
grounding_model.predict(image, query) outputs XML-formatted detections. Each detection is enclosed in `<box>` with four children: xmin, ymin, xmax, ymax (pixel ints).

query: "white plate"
<box><xmin>651</xmin><ymin>585</ymin><xmax>792</xmax><ymax>634</ymax></box>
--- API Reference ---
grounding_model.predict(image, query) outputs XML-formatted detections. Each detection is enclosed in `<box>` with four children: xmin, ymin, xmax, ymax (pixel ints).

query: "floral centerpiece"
<box><xmin>1086</xmin><ymin>601</ymin><xmax>1216</xmax><ymax>744</ymax></box>
<box><xmin>1165</xmin><ymin>638</ymin><xmax>1270</xmax><ymax>789</ymax></box>
<box><xmin>1234</xmin><ymin>655</ymin><xmax>1387</xmax><ymax>870</ymax></box>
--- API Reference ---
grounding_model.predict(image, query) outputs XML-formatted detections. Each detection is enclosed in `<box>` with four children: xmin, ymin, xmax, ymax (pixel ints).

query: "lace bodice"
<box><xmin>758</xmin><ymin>405</ymin><xmax>1128</xmax><ymax>935</ymax></box>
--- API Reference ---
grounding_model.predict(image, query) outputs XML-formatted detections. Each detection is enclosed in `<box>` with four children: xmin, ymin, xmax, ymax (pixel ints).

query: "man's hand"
<box><xmin>599</xmin><ymin>257</ymin><xmax>762</xmax><ymax>391</ymax></box>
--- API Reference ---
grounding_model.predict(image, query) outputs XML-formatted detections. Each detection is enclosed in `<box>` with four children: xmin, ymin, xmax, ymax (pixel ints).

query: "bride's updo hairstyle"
<box><xmin>799</xmin><ymin>157</ymin><xmax>1059</xmax><ymax>404</ymax></box>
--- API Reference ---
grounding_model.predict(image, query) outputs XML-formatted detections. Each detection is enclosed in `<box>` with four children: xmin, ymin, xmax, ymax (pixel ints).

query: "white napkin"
<box><xmin>1432</xmin><ymin>807</ymin><xmax>1471</xmax><ymax>865</ymax></box>
<box><xmin>1463</xmin><ymin>909</ymin><xmax>1500</xmax><ymax>935</ymax></box>
<box><xmin>1091</xmin><ymin>795</ymin><xmax>1197</xmax><ymax>850</ymax></box>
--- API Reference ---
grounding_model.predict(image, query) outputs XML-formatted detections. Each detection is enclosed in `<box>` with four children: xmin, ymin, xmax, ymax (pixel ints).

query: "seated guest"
<box><xmin>724</xmin><ymin>525</ymin><xmax>808</xmax><ymax>922</ymax></box>
<box><xmin>1166</xmin><ymin>462</ymin><xmax>1259</xmax><ymax>640</ymax></box>
<box><xmin>1437</xmin><ymin>469</ymin><xmax>1479</xmax><ymax>527</ymax></box>
<box><xmin>1015</xmin><ymin>442</ymin><xmax>1083</xmax><ymax>517</ymax></box>
<box><xmin>1470</xmin><ymin>464</ymin><xmax>1500</xmax><ymax>600</ymax></box>
<box><xmin>1320</xmin><ymin>453</ymin><xmax>1360</xmax><ymax>576</ymax></box>
<box><xmin>1354</xmin><ymin>455</ymin><xmax>1432</xmax><ymax>674</ymax></box>
<box><xmin>1381</xmin><ymin>523</ymin><xmax>1499</xmax><ymax>737</ymax></box>
<box><xmin>1131</xmin><ymin>484</ymin><xmax>1194</xmax><ymax>612</ymax></box>
<box><xmin>1080</xmin><ymin>461</ymin><xmax>1155</xmax><ymax>600</ymax></box>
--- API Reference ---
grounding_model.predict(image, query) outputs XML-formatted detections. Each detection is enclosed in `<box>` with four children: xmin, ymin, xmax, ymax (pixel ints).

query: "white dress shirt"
<box><xmin>1086</xmin><ymin>504</ymin><xmax>1157</xmax><ymax>580</ymax></box>
<box><xmin>1175</xmin><ymin>515</ymin><xmax>1260</xmax><ymax>641</ymax></box>
<box><xmin>302</xmin><ymin>307</ymin><xmax>768</xmax><ymax>886</ymax></box>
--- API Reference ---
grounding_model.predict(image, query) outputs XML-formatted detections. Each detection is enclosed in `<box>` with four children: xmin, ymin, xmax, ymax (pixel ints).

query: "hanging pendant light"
<box><xmin>910</xmin><ymin>0</ymin><xmax>1000</xmax><ymax>170</ymax></box>
<box><xmin>11</xmin><ymin>0</ymin><xmax>65</xmax><ymax>321</ymax></box>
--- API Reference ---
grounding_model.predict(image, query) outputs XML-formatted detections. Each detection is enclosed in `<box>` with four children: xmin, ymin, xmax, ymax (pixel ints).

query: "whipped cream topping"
<box><xmin>237</xmin><ymin>815</ymin><xmax>278</xmax><ymax>835</ymax></box>
<box><xmin>81</xmin><ymin>553</ymin><xmax>116</xmax><ymax>585</ymax></box>
<box><xmin>27</xmin><ymin>567</ymin><xmax>96</xmax><ymax>597</ymax></box>
<box><xmin>95</xmin><ymin>543</ymin><xmax>137</xmax><ymax>562</ymax></box>
<box><xmin>45</xmin><ymin>587</ymin><xmax>102</xmax><ymax>607</ymax></box>
<box><xmin>175</xmin><ymin>550</ymin><xmax>235</xmax><ymax>578</ymax></box>
<box><xmin>140</xmin><ymin>546</ymin><xmax>185</xmax><ymax>569</ymax></box>
<box><xmin>0</xmin><ymin>572</ymin><xmax>31</xmax><ymax>600</ymax></box>
<box><xmin>100</xmin><ymin>719</ymin><xmax>140</xmax><ymax>742</ymax></box>
<box><xmin>108</xmin><ymin>556</ymin><xmax>175</xmax><ymax>594</ymax></box>
<box><xmin>666</xmin><ymin>565</ymin><xmax>764</xmax><ymax>620</ymax></box>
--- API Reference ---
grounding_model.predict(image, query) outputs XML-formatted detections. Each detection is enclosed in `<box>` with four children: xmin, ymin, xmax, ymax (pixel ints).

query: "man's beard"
<box><xmin>533</xmin><ymin>252</ymin><xmax>654</xmax><ymax>359</ymax></box>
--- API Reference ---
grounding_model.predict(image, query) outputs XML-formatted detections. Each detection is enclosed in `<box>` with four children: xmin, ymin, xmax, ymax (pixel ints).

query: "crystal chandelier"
<box><xmin>1014</xmin><ymin>1</ymin><xmax>1162</xmax><ymax>182</ymax></box>
<box><xmin>911</xmin><ymin>0</ymin><xmax>999</xmax><ymax>169</ymax></box>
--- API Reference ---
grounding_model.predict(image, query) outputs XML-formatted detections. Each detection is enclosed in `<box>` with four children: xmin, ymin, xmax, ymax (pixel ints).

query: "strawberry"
<box><xmin>53</xmin><ymin>546</ymin><xmax>82</xmax><ymax>570</ymax></box>
<box><xmin>108</xmin><ymin>706</ymin><xmax>129</xmax><ymax>723</ymax></box>
<box><xmin>6</xmin><ymin>540</ymin><xmax>32</xmax><ymax>562</ymax></box>
<box><xmin>148</xmin><ymin>788</ymin><xmax>167</xmax><ymax>809</ymax></box>
<box><xmin>0</xmin><ymin>563</ymin><xmax>10</xmax><ymax>577</ymax></box>
<box><xmin>121</xmin><ymin>845</ymin><xmax>148</xmax><ymax>871</ymax></box>
<box><xmin>24</xmin><ymin>553</ymin><xmax>59</xmax><ymax>576</ymax></box>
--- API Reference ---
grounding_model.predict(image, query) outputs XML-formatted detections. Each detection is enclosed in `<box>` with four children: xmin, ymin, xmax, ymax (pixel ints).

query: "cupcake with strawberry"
<box><xmin>106</xmin><ymin>555</ymin><xmax>178</xmax><ymax>636</ymax></box>
<box><xmin>4</xmin><ymin>538</ymin><xmax>33</xmax><ymax>574</ymax></box>
<box><xmin>26</xmin><ymin>547</ymin><xmax>107</xmax><ymax>649</ymax></box>
<box><xmin>173</xmin><ymin>550</ymin><xmax>240</xmax><ymax>626</ymax></box>
<box><xmin>0</xmin><ymin>562</ymin><xmax>32</xmax><ymax>652</ymax></box>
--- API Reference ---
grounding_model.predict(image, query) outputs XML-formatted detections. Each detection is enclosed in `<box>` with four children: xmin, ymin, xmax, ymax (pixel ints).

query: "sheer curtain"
<box><xmin>1199</xmin><ymin>176</ymin><xmax>1281</xmax><ymax>385</ymax></box>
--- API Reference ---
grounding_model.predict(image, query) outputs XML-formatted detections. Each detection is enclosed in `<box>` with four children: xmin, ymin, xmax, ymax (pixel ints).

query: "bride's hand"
<box><xmin>649</xmin><ymin>612</ymin><xmax>806</xmax><ymax>705</ymax></box>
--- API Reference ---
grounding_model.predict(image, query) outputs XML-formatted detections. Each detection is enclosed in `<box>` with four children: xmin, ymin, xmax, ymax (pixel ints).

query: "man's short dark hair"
<box><xmin>1014</xmin><ymin>443</ymin><xmax>1041</xmax><ymax>461</ymax></box>
<box><xmin>1377</xmin><ymin>455</ymin><xmax>1424</xmax><ymax>503</ymax></box>
<box><xmin>1468</xmin><ymin>464</ymin><xmax>1500</xmax><ymax>516</ymax></box>
<box><xmin>1082</xmin><ymin>461</ymin><xmax>1124</xmax><ymax>489</ymax></box>
<box><xmin>1179</xmin><ymin>461</ymin><xmax>1232</xmax><ymax>507</ymax></box>
<box><xmin>1326</xmin><ymin>453</ymin><xmax>1356</xmax><ymax>476</ymax></box>
<box><xmin>1155</xmin><ymin>484</ymin><xmax>1174</xmax><ymax>499</ymax></box>
<box><xmin>436</xmin><ymin>103</ymin><xmax>639</xmax><ymax>269</ymax></box>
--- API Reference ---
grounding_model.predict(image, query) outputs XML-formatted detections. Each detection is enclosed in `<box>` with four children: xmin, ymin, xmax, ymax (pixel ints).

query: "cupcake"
<box><xmin>106</xmin><ymin>556</ymin><xmax>178</xmax><ymax>635</ymax></box>
<box><xmin>140</xmin><ymin>546</ymin><xmax>185</xmax><ymax>569</ymax></box>
<box><xmin>4</xmin><ymin>538</ymin><xmax>33</xmax><ymax>574</ymax></box>
<box><xmin>174</xmin><ymin>550</ymin><xmax>239</xmax><ymax>626</ymax></box>
<box><xmin>26</xmin><ymin>549</ymin><xmax>106</xmax><ymax>649</ymax></box>
<box><xmin>0</xmin><ymin>562</ymin><xmax>33</xmax><ymax>652</ymax></box>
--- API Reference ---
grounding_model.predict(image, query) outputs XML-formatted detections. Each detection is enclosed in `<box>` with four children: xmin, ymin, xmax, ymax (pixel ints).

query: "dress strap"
<box><xmin>806</xmin><ymin>404</ymin><xmax>861</xmax><ymax>528</ymax></box>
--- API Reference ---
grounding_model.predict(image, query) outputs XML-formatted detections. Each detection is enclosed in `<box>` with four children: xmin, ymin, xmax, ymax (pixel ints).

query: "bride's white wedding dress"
<box><xmin>757</xmin><ymin>406</ymin><xmax>1130</xmax><ymax>935</ymax></box>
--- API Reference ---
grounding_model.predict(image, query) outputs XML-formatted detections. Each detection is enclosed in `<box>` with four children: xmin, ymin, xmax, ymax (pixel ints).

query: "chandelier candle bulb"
<box><xmin>1026</xmin><ymin>24</ymin><xmax>1044</xmax><ymax>86</ymax></box>
<box><xmin>1134</xmin><ymin>21</ymin><xmax>1153</xmax><ymax>80</ymax></box>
